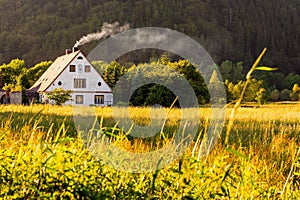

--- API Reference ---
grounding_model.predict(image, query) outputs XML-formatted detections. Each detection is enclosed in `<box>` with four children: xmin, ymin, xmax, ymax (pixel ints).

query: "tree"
<box><xmin>255</xmin><ymin>88</ymin><xmax>268</xmax><ymax>104</ymax></box>
<box><xmin>270</xmin><ymin>89</ymin><xmax>280</xmax><ymax>101</ymax></box>
<box><xmin>280</xmin><ymin>89</ymin><xmax>291</xmax><ymax>101</ymax></box>
<box><xmin>290</xmin><ymin>84</ymin><xmax>300</xmax><ymax>101</ymax></box>
<box><xmin>46</xmin><ymin>88</ymin><xmax>73</xmax><ymax>106</ymax></box>
<box><xmin>226</xmin><ymin>78</ymin><xmax>267</xmax><ymax>102</ymax></box>
<box><xmin>0</xmin><ymin>59</ymin><xmax>26</xmax><ymax>89</ymax></box>
<box><xmin>145</xmin><ymin>84</ymin><xmax>176</xmax><ymax>107</ymax></box>
<box><xmin>282</xmin><ymin>73</ymin><xmax>300</xmax><ymax>90</ymax></box>
<box><xmin>219</xmin><ymin>60</ymin><xmax>233</xmax><ymax>82</ymax></box>
<box><xmin>208</xmin><ymin>70</ymin><xmax>226</xmax><ymax>104</ymax></box>
<box><xmin>93</xmin><ymin>61</ymin><xmax>127</xmax><ymax>89</ymax></box>
<box><xmin>25</xmin><ymin>61</ymin><xmax>52</xmax><ymax>88</ymax></box>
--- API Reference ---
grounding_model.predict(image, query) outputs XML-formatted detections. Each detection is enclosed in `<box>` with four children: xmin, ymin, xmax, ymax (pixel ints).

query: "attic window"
<box><xmin>85</xmin><ymin>65</ymin><xmax>91</xmax><ymax>72</ymax></box>
<box><xmin>58</xmin><ymin>81</ymin><xmax>62</xmax><ymax>86</ymax></box>
<box><xmin>70</xmin><ymin>65</ymin><xmax>76</xmax><ymax>72</ymax></box>
<box><xmin>77</xmin><ymin>56</ymin><xmax>83</xmax><ymax>60</ymax></box>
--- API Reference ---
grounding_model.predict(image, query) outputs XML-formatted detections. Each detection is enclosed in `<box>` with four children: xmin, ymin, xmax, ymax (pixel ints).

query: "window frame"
<box><xmin>94</xmin><ymin>95</ymin><xmax>104</xmax><ymax>105</ymax></box>
<box><xmin>75</xmin><ymin>95</ymin><xmax>84</xmax><ymax>104</ymax></box>
<box><xmin>85</xmin><ymin>65</ymin><xmax>91</xmax><ymax>72</ymax></box>
<box><xmin>70</xmin><ymin>65</ymin><xmax>76</xmax><ymax>72</ymax></box>
<box><xmin>74</xmin><ymin>78</ymin><xmax>86</xmax><ymax>88</ymax></box>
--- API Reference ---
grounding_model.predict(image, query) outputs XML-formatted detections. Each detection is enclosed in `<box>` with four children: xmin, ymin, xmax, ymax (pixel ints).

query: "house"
<box><xmin>29</xmin><ymin>47</ymin><xmax>113</xmax><ymax>106</ymax></box>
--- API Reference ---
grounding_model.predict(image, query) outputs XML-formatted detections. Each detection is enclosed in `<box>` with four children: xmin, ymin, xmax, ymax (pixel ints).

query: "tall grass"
<box><xmin>0</xmin><ymin>104</ymin><xmax>299</xmax><ymax>198</ymax></box>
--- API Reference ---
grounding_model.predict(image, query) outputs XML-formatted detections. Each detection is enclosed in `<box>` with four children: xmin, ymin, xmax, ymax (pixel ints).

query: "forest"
<box><xmin>0</xmin><ymin>0</ymin><xmax>299</xmax><ymax>74</ymax></box>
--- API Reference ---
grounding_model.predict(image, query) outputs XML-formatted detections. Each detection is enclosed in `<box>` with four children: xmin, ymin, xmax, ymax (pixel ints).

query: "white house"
<box><xmin>29</xmin><ymin>47</ymin><xmax>113</xmax><ymax>106</ymax></box>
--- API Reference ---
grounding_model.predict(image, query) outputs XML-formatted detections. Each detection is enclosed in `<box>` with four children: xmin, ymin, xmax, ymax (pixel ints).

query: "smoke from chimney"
<box><xmin>74</xmin><ymin>22</ymin><xmax>130</xmax><ymax>47</ymax></box>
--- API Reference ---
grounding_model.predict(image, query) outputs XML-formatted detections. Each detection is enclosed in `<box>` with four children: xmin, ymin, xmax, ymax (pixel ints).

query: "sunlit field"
<box><xmin>0</xmin><ymin>104</ymin><xmax>300</xmax><ymax>199</ymax></box>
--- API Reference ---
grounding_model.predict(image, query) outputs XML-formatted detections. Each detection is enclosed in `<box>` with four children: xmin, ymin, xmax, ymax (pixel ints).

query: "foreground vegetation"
<box><xmin>0</xmin><ymin>104</ymin><xmax>299</xmax><ymax>199</ymax></box>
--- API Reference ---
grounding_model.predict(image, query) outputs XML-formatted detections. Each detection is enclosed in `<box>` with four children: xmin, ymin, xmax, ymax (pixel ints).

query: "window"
<box><xmin>58</xmin><ymin>81</ymin><xmax>62</xmax><ymax>86</ymax></box>
<box><xmin>98</xmin><ymin>82</ymin><xmax>102</xmax><ymax>86</ymax></box>
<box><xmin>77</xmin><ymin>56</ymin><xmax>83</xmax><ymax>60</ymax></box>
<box><xmin>85</xmin><ymin>65</ymin><xmax>91</xmax><ymax>72</ymax></box>
<box><xmin>76</xmin><ymin>95</ymin><xmax>83</xmax><ymax>104</ymax></box>
<box><xmin>95</xmin><ymin>95</ymin><xmax>104</xmax><ymax>104</ymax></box>
<box><xmin>74</xmin><ymin>79</ymin><xmax>86</xmax><ymax>88</ymax></box>
<box><xmin>70</xmin><ymin>65</ymin><xmax>76</xmax><ymax>72</ymax></box>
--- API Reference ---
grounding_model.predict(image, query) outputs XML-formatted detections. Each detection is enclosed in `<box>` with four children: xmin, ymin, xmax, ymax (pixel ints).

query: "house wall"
<box><xmin>0</xmin><ymin>91</ymin><xmax>22</xmax><ymax>104</ymax></box>
<box><xmin>67</xmin><ymin>92</ymin><xmax>112</xmax><ymax>106</ymax></box>
<box><xmin>44</xmin><ymin>52</ymin><xmax>113</xmax><ymax>106</ymax></box>
<box><xmin>10</xmin><ymin>92</ymin><xmax>22</xmax><ymax>104</ymax></box>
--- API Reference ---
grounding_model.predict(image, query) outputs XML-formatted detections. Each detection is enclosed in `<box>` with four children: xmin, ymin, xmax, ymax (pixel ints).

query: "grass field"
<box><xmin>0</xmin><ymin>104</ymin><xmax>300</xmax><ymax>199</ymax></box>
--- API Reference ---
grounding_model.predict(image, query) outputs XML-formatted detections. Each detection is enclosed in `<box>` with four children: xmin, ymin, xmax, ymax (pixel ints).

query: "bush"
<box><xmin>46</xmin><ymin>88</ymin><xmax>73</xmax><ymax>106</ymax></box>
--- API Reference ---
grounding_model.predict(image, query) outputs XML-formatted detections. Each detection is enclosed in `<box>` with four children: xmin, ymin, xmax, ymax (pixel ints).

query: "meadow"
<box><xmin>0</xmin><ymin>104</ymin><xmax>300</xmax><ymax>199</ymax></box>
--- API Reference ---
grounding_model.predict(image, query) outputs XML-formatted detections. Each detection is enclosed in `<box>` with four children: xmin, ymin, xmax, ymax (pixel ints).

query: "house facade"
<box><xmin>30</xmin><ymin>48</ymin><xmax>113</xmax><ymax>106</ymax></box>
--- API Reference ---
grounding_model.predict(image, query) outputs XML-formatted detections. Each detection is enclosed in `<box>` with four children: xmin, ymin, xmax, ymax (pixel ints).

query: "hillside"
<box><xmin>0</xmin><ymin>0</ymin><xmax>299</xmax><ymax>74</ymax></box>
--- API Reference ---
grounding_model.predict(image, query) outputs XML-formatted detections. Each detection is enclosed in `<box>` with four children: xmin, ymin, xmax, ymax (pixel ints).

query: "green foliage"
<box><xmin>25</xmin><ymin>61</ymin><xmax>52</xmax><ymax>88</ymax></box>
<box><xmin>282</xmin><ymin>73</ymin><xmax>300</xmax><ymax>90</ymax></box>
<box><xmin>0</xmin><ymin>59</ymin><xmax>26</xmax><ymax>90</ymax></box>
<box><xmin>0</xmin><ymin>59</ymin><xmax>51</xmax><ymax>92</ymax></box>
<box><xmin>219</xmin><ymin>60</ymin><xmax>244</xmax><ymax>83</ymax></box>
<box><xmin>290</xmin><ymin>84</ymin><xmax>300</xmax><ymax>101</ymax></box>
<box><xmin>92</xmin><ymin>60</ymin><xmax>127</xmax><ymax>89</ymax></box>
<box><xmin>226</xmin><ymin>79</ymin><xmax>268</xmax><ymax>103</ymax></box>
<box><xmin>46</xmin><ymin>88</ymin><xmax>73</xmax><ymax>106</ymax></box>
<box><xmin>270</xmin><ymin>89</ymin><xmax>280</xmax><ymax>102</ymax></box>
<box><xmin>0</xmin><ymin>0</ymin><xmax>299</xmax><ymax>75</ymax></box>
<box><xmin>93</xmin><ymin>56</ymin><xmax>209</xmax><ymax>107</ymax></box>
<box><xmin>209</xmin><ymin>70</ymin><xmax>226</xmax><ymax>103</ymax></box>
<box><xmin>280</xmin><ymin>89</ymin><xmax>292</xmax><ymax>101</ymax></box>
<box><xmin>144</xmin><ymin>84</ymin><xmax>176</xmax><ymax>107</ymax></box>
<box><xmin>255</xmin><ymin>88</ymin><xmax>268</xmax><ymax>104</ymax></box>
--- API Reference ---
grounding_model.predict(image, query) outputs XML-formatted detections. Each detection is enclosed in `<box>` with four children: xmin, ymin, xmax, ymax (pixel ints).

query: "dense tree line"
<box><xmin>0</xmin><ymin>55</ymin><xmax>299</xmax><ymax>105</ymax></box>
<box><xmin>0</xmin><ymin>0</ymin><xmax>299</xmax><ymax>75</ymax></box>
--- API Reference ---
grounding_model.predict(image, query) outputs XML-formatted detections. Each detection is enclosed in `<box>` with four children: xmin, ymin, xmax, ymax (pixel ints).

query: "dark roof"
<box><xmin>26</xmin><ymin>83</ymin><xmax>41</xmax><ymax>96</ymax></box>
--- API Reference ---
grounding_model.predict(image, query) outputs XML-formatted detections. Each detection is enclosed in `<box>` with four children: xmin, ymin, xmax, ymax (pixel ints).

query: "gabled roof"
<box><xmin>30</xmin><ymin>51</ymin><xmax>81</xmax><ymax>92</ymax></box>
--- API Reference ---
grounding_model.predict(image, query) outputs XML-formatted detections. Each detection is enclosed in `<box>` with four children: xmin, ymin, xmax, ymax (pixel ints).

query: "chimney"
<box><xmin>73</xmin><ymin>47</ymin><xmax>79</xmax><ymax>52</ymax></box>
<box><xmin>66</xmin><ymin>49</ymin><xmax>72</xmax><ymax>55</ymax></box>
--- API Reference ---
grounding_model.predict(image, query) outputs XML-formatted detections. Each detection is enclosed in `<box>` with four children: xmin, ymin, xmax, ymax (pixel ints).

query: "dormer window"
<box><xmin>70</xmin><ymin>65</ymin><xmax>76</xmax><ymax>72</ymax></box>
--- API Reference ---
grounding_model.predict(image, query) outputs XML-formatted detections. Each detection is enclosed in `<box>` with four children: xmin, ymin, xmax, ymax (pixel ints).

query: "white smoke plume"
<box><xmin>74</xmin><ymin>22</ymin><xmax>130</xmax><ymax>47</ymax></box>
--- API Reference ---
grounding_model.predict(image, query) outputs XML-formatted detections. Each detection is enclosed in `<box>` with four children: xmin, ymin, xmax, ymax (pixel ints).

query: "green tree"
<box><xmin>0</xmin><ymin>59</ymin><xmax>26</xmax><ymax>89</ymax></box>
<box><xmin>46</xmin><ymin>88</ymin><xmax>73</xmax><ymax>106</ymax></box>
<box><xmin>290</xmin><ymin>84</ymin><xmax>300</xmax><ymax>101</ymax></box>
<box><xmin>145</xmin><ymin>84</ymin><xmax>176</xmax><ymax>107</ymax></box>
<box><xmin>208</xmin><ymin>70</ymin><xmax>226</xmax><ymax>104</ymax></box>
<box><xmin>282</xmin><ymin>73</ymin><xmax>300</xmax><ymax>90</ymax></box>
<box><xmin>226</xmin><ymin>79</ymin><xmax>267</xmax><ymax>102</ymax></box>
<box><xmin>270</xmin><ymin>89</ymin><xmax>280</xmax><ymax>102</ymax></box>
<box><xmin>280</xmin><ymin>89</ymin><xmax>291</xmax><ymax>101</ymax></box>
<box><xmin>255</xmin><ymin>88</ymin><xmax>268</xmax><ymax>104</ymax></box>
<box><xmin>219</xmin><ymin>60</ymin><xmax>233</xmax><ymax>82</ymax></box>
<box><xmin>94</xmin><ymin>61</ymin><xmax>127</xmax><ymax>89</ymax></box>
<box><xmin>25</xmin><ymin>61</ymin><xmax>52</xmax><ymax>88</ymax></box>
